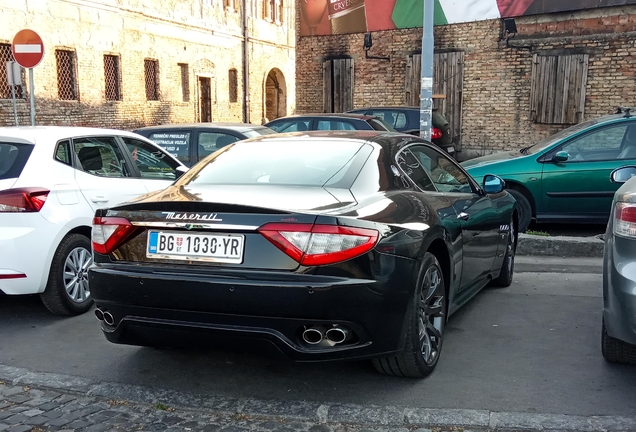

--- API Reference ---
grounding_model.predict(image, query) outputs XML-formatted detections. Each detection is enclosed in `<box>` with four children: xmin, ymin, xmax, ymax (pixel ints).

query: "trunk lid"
<box><xmin>99</xmin><ymin>185</ymin><xmax>357</xmax><ymax>271</ymax></box>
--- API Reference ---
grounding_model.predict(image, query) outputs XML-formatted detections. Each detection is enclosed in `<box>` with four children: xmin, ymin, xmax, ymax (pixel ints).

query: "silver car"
<box><xmin>602</xmin><ymin>166</ymin><xmax>636</xmax><ymax>364</ymax></box>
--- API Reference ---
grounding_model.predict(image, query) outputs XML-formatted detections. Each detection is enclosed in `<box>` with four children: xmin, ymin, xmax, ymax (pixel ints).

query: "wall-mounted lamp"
<box><xmin>503</xmin><ymin>18</ymin><xmax>517</xmax><ymax>46</ymax></box>
<box><xmin>363</xmin><ymin>33</ymin><xmax>390</xmax><ymax>61</ymax></box>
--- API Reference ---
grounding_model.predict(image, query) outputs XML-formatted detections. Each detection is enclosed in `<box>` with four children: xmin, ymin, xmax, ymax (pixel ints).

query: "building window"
<box><xmin>224</xmin><ymin>0</ymin><xmax>237</xmax><ymax>10</ymax></box>
<box><xmin>179</xmin><ymin>63</ymin><xmax>190</xmax><ymax>102</ymax></box>
<box><xmin>263</xmin><ymin>0</ymin><xmax>282</xmax><ymax>21</ymax></box>
<box><xmin>144</xmin><ymin>59</ymin><xmax>160</xmax><ymax>101</ymax></box>
<box><xmin>0</xmin><ymin>44</ymin><xmax>24</xmax><ymax>99</ymax></box>
<box><xmin>55</xmin><ymin>50</ymin><xmax>78</xmax><ymax>100</ymax></box>
<box><xmin>530</xmin><ymin>53</ymin><xmax>589</xmax><ymax>124</ymax></box>
<box><xmin>323</xmin><ymin>58</ymin><xmax>354</xmax><ymax>113</ymax></box>
<box><xmin>229</xmin><ymin>69</ymin><xmax>238</xmax><ymax>103</ymax></box>
<box><xmin>104</xmin><ymin>55</ymin><xmax>121</xmax><ymax>101</ymax></box>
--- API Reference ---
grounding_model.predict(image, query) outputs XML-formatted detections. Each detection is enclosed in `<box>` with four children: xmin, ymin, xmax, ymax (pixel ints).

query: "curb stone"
<box><xmin>517</xmin><ymin>234</ymin><xmax>604</xmax><ymax>258</ymax></box>
<box><xmin>2</xmin><ymin>365</ymin><xmax>635</xmax><ymax>431</ymax></box>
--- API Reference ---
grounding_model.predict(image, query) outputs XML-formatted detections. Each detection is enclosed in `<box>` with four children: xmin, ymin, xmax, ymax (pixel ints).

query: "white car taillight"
<box><xmin>613</xmin><ymin>202</ymin><xmax>636</xmax><ymax>239</ymax></box>
<box><xmin>0</xmin><ymin>188</ymin><xmax>49</xmax><ymax>212</ymax></box>
<box><xmin>92</xmin><ymin>217</ymin><xmax>136</xmax><ymax>254</ymax></box>
<box><xmin>258</xmin><ymin>223</ymin><xmax>379</xmax><ymax>266</ymax></box>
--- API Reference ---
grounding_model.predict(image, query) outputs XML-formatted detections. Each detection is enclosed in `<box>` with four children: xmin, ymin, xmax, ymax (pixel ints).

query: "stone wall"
<box><xmin>296</xmin><ymin>5</ymin><xmax>636</xmax><ymax>152</ymax></box>
<box><xmin>0</xmin><ymin>0</ymin><xmax>295</xmax><ymax>129</ymax></box>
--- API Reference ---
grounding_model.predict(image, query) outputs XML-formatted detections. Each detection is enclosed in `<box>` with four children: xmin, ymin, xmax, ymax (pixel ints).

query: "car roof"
<box><xmin>134</xmin><ymin>123</ymin><xmax>269</xmax><ymax>132</ymax></box>
<box><xmin>0</xmin><ymin>126</ymin><xmax>146</xmax><ymax>145</ymax></box>
<box><xmin>349</xmin><ymin>106</ymin><xmax>419</xmax><ymax>111</ymax></box>
<box><xmin>269</xmin><ymin>113</ymin><xmax>376</xmax><ymax>120</ymax></box>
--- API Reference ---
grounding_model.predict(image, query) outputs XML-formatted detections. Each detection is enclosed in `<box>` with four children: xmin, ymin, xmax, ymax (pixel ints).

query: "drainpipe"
<box><xmin>242</xmin><ymin>0</ymin><xmax>250</xmax><ymax>123</ymax></box>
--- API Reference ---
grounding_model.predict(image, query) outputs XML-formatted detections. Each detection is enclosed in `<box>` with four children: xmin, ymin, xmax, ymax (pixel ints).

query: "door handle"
<box><xmin>90</xmin><ymin>196</ymin><xmax>109</xmax><ymax>203</ymax></box>
<box><xmin>457</xmin><ymin>212</ymin><xmax>470</xmax><ymax>221</ymax></box>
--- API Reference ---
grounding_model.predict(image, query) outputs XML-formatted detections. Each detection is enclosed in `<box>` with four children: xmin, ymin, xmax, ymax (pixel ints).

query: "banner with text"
<box><xmin>300</xmin><ymin>0</ymin><xmax>636</xmax><ymax>36</ymax></box>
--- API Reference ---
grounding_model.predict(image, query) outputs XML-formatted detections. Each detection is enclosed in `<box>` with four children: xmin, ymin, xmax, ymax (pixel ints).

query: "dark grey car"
<box><xmin>602</xmin><ymin>165</ymin><xmax>636</xmax><ymax>364</ymax></box>
<box><xmin>134</xmin><ymin>123</ymin><xmax>277</xmax><ymax>167</ymax></box>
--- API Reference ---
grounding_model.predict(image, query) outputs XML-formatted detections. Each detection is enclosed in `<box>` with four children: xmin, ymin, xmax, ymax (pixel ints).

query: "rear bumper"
<box><xmin>603</xmin><ymin>235</ymin><xmax>636</xmax><ymax>346</ymax></box>
<box><xmin>0</xmin><ymin>215</ymin><xmax>54</xmax><ymax>295</ymax></box>
<box><xmin>89</xmin><ymin>256</ymin><xmax>417</xmax><ymax>361</ymax></box>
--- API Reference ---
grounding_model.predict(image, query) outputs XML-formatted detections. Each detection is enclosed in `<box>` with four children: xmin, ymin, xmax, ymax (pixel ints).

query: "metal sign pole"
<box><xmin>29</xmin><ymin>67</ymin><xmax>35</xmax><ymax>126</ymax></box>
<box><xmin>10</xmin><ymin>81</ymin><xmax>18</xmax><ymax>126</ymax></box>
<box><xmin>419</xmin><ymin>0</ymin><xmax>434</xmax><ymax>140</ymax></box>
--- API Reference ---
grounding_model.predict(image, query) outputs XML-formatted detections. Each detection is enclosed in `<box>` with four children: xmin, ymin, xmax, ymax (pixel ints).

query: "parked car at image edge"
<box><xmin>347</xmin><ymin>106</ymin><xmax>455</xmax><ymax>156</ymax></box>
<box><xmin>462</xmin><ymin>111</ymin><xmax>636</xmax><ymax>232</ymax></box>
<box><xmin>89</xmin><ymin>130</ymin><xmax>517</xmax><ymax>378</ymax></box>
<box><xmin>264</xmin><ymin>113</ymin><xmax>396</xmax><ymax>133</ymax></box>
<box><xmin>134</xmin><ymin>123</ymin><xmax>277</xmax><ymax>167</ymax></box>
<box><xmin>602</xmin><ymin>165</ymin><xmax>636</xmax><ymax>364</ymax></box>
<box><xmin>0</xmin><ymin>127</ymin><xmax>187</xmax><ymax>315</ymax></box>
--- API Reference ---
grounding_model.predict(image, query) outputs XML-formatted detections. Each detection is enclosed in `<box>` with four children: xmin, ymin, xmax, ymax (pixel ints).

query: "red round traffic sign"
<box><xmin>12</xmin><ymin>29</ymin><xmax>44</xmax><ymax>68</ymax></box>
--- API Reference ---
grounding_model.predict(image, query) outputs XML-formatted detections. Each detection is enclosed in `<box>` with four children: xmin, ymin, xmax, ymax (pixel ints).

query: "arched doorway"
<box><xmin>265</xmin><ymin>69</ymin><xmax>286</xmax><ymax>122</ymax></box>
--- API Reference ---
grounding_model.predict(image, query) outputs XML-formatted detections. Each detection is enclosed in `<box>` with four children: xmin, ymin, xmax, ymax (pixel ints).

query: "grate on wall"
<box><xmin>0</xmin><ymin>44</ymin><xmax>25</xmax><ymax>99</ymax></box>
<box><xmin>144</xmin><ymin>59</ymin><xmax>159</xmax><ymax>101</ymax></box>
<box><xmin>229</xmin><ymin>68</ymin><xmax>238</xmax><ymax>103</ymax></box>
<box><xmin>56</xmin><ymin>50</ymin><xmax>78</xmax><ymax>100</ymax></box>
<box><xmin>104</xmin><ymin>55</ymin><xmax>121</xmax><ymax>101</ymax></box>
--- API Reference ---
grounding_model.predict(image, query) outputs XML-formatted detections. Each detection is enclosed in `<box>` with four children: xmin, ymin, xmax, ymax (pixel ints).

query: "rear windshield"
<box><xmin>146</xmin><ymin>131</ymin><xmax>191</xmax><ymax>164</ymax></box>
<box><xmin>0</xmin><ymin>143</ymin><xmax>33</xmax><ymax>180</ymax></box>
<box><xmin>368</xmin><ymin>118</ymin><xmax>397</xmax><ymax>132</ymax></box>
<box><xmin>184</xmin><ymin>140</ymin><xmax>367</xmax><ymax>188</ymax></box>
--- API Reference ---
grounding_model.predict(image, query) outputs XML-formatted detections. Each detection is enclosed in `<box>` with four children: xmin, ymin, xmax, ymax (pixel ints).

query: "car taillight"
<box><xmin>258</xmin><ymin>223</ymin><xmax>379</xmax><ymax>266</ymax></box>
<box><xmin>0</xmin><ymin>188</ymin><xmax>49</xmax><ymax>212</ymax></box>
<box><xmin>614</xmin><ymin>203</ymin><xmax>636</xmax><ymax>239</ymax></box>
<box><xmin>431</xmin><ymin>127</ymin><xmax>443</xmax><ymax>140</ymax></box>
<box><xmin>92</xmin><ymin>217</ymin><xmax>136</xmax><ymax>254</ymax></box>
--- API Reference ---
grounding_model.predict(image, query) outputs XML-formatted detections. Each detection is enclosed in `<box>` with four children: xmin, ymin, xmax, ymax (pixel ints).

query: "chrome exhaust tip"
<box><xmin>302</xmin><ymin>326</ymin><xmax>326</xmax><ymax>345</ymax></box>
<box><xmin>325</xmin><ymin>326</ymin><xmax>350</xmax><ymax>344</ymax></box>
<box><xmin>94</xmin><ymin>308</ymin><xmax>104</xmax><ymax>321</ymax></box>
<box><xmin>103</xmin><ymin>311</ymin><xmax>115</xmax><ymax>326</ymax></box>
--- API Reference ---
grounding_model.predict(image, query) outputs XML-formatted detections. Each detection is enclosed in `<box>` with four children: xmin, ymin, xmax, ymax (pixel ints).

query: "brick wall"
<box><xmin>296</xmin><ymin>6</ymin><xmax>636</xmax><ymax>152</ymax></box>
<box><xmin>0</xmin><ymin>0</ymin><xmax>296</xmax><ymax>129</ymax></box>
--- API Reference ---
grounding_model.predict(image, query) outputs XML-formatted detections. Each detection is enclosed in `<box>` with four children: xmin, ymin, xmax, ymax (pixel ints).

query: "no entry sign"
<box><xmin>12</xmin><ymin>29</ymin><xmax>44</xmax><ymax>68</ymax></box>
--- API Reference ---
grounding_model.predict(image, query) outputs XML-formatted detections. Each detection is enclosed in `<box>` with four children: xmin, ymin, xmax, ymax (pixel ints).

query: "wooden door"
<box><xmin>406</xmin><ymin>52</ymin><xmax>464</xmax><ymax>147</ymax></box>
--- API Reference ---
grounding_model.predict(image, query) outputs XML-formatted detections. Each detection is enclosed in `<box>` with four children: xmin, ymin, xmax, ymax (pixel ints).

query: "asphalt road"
<box><xmin>1</xmin><ymin>258</ymin><xmax>634</xmax><ymax>419</ymax></box>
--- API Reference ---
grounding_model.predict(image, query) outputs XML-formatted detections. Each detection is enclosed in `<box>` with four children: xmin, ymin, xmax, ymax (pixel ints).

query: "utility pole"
<box><xmin>419</xmin><ymin>0</ymin><xmax>434</xmax><ymax>140</ymax></box>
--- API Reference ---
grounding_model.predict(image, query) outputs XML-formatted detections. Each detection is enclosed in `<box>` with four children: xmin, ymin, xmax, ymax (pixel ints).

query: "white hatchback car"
<box><xmin>0</xmin><ymin>127</ymin><xmax>187</xmax><ymax>315</ymax></box>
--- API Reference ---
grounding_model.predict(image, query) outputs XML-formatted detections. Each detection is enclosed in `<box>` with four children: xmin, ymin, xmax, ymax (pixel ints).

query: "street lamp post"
<box><xmin>419</xmin><ymin>0</ymin><xmax>434</xmax><ymax>140</ymax></box>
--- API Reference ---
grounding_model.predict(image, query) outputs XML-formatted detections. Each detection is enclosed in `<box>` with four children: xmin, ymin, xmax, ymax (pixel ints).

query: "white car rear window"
<box><xmin>0</xmin><ymin>143</ymin><xmax>33</xmax><ymax>180</ymax></box>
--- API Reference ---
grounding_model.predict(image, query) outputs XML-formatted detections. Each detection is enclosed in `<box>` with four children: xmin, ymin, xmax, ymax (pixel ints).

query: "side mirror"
<box><xmin>611</xmin><ymin>166</ymin><xmax>636</xmax><ymax>184</ymax></box>
<box><xmin>483</xmin><ymin>174</ymin><xmax>505</xmax><ymax>194</ymax></box>
<box><xmin>552</xmin><ymin>151</ymin><xmax>569</xmax><ymax>163</ymax></box>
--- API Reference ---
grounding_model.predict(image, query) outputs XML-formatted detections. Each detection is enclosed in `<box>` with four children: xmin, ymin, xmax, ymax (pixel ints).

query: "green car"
<box><xmin>462</xmin><ymin>111</ymin><xmax>636</xmax><ymax>232</ymax></box>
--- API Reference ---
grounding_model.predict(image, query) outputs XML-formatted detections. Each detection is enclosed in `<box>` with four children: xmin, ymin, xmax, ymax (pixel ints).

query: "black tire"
<box><xmin>602</xmin><ymin>319</ymin><xmax>636</xmax><ymax>364</ymax></box>
<box><xmin>491</xmin><ymin>219</ymin><xmax>516</xmax><ymax>287</ymax></box>
<box><xmin>40</xmin><ymin>233</ymin><xmax>94</xmax><ymax>316</ymax></box>
<box><xmin>372</xmin><ymin>253</ymin><xmax>446</xmax><ymax>378</ymax></box>
<box><xmin>507</xmin><ymin>189</ymin><xmax>532</xmax><ymax>232</ymax></box>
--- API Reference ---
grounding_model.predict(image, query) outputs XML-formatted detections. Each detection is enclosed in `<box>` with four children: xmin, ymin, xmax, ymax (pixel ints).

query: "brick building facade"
<box><xmin>0</xmin><ymin>0</ymin><xmax>295</xmax><ymax>129</ymax></box>
<box><xmin>296</xmin><ymin>5</ymin><xmax>636</xmax><ymax>152</ymax></box>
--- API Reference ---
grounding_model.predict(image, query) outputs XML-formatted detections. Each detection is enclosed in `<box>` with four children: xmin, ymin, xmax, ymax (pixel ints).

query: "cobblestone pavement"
<box><xmin>1</xmin><ymin>367</ymin><xmax>636</xmax><ymax>432</ymax></box>
<box><xmin>0</xmin><ymin>381</ymin><xmax>461</xmax><ymax>432</ymax></box>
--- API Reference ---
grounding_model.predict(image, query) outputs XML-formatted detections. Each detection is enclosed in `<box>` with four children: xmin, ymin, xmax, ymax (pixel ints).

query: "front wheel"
<box><xmin>602</xmin><ymin>319</ymin><xmax>636</xmax><ymax>364</ymax></box>
<box><xmin>40</xmin><ymin>233</ymin><xmax>94</xmax><ymax>316</ymax></box>
<box><xmin>372</xmin><ymin>253</ymin><xmax>446</xmax><ymax>378</ymax></box>
<box><xmin>491</xmin><ymin>219</ymin><xmax>516</xmax><ymax>287</ymax></box>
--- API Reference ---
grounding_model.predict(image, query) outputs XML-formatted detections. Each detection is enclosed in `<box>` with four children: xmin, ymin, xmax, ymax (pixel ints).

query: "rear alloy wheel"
<box><xmin>372</xmin><ymin>252</ymin><xmax>446</xmax><ymax>378</ymax></box>
<box><xmin>41</xmin><ymin>234</ymin><xmax>94</xmax><ymax>316</ymax></box>
<box><xmin>507</xmin><ymin>189</ymin><xmax>532</xmax><ymax>232</ymax></box>
<box><xmin>491</xmin><ymin>220</ymin><xmax>516</xmax><ymax>287</ymax></box>
<box><xmin>602</xmin><ymin>319</ymin><xmax>636</xmax><ymax>364</ymax></box>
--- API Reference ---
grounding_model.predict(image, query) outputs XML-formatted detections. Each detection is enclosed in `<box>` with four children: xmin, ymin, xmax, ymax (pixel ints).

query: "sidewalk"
<box><xmin>2</xmin><ymin>366</ymin><xmax>635</xmax><ymax>432</ymax></box>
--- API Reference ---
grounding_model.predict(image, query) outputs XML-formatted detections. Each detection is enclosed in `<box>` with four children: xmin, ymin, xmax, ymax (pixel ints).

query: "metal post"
<box><xmin>419</xmin><ymin>0</ymin><xmax>434</xmax><ymax>140</ymax></box>
<box><xmin>29</xmin><ymin>67</ymin><xmax>35</xmax><ymax>126</ymax></box>
<box><xmin>10</xmin><ymin>81</ymin><xmax>18</xmax><ymax>126</ymax></box>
